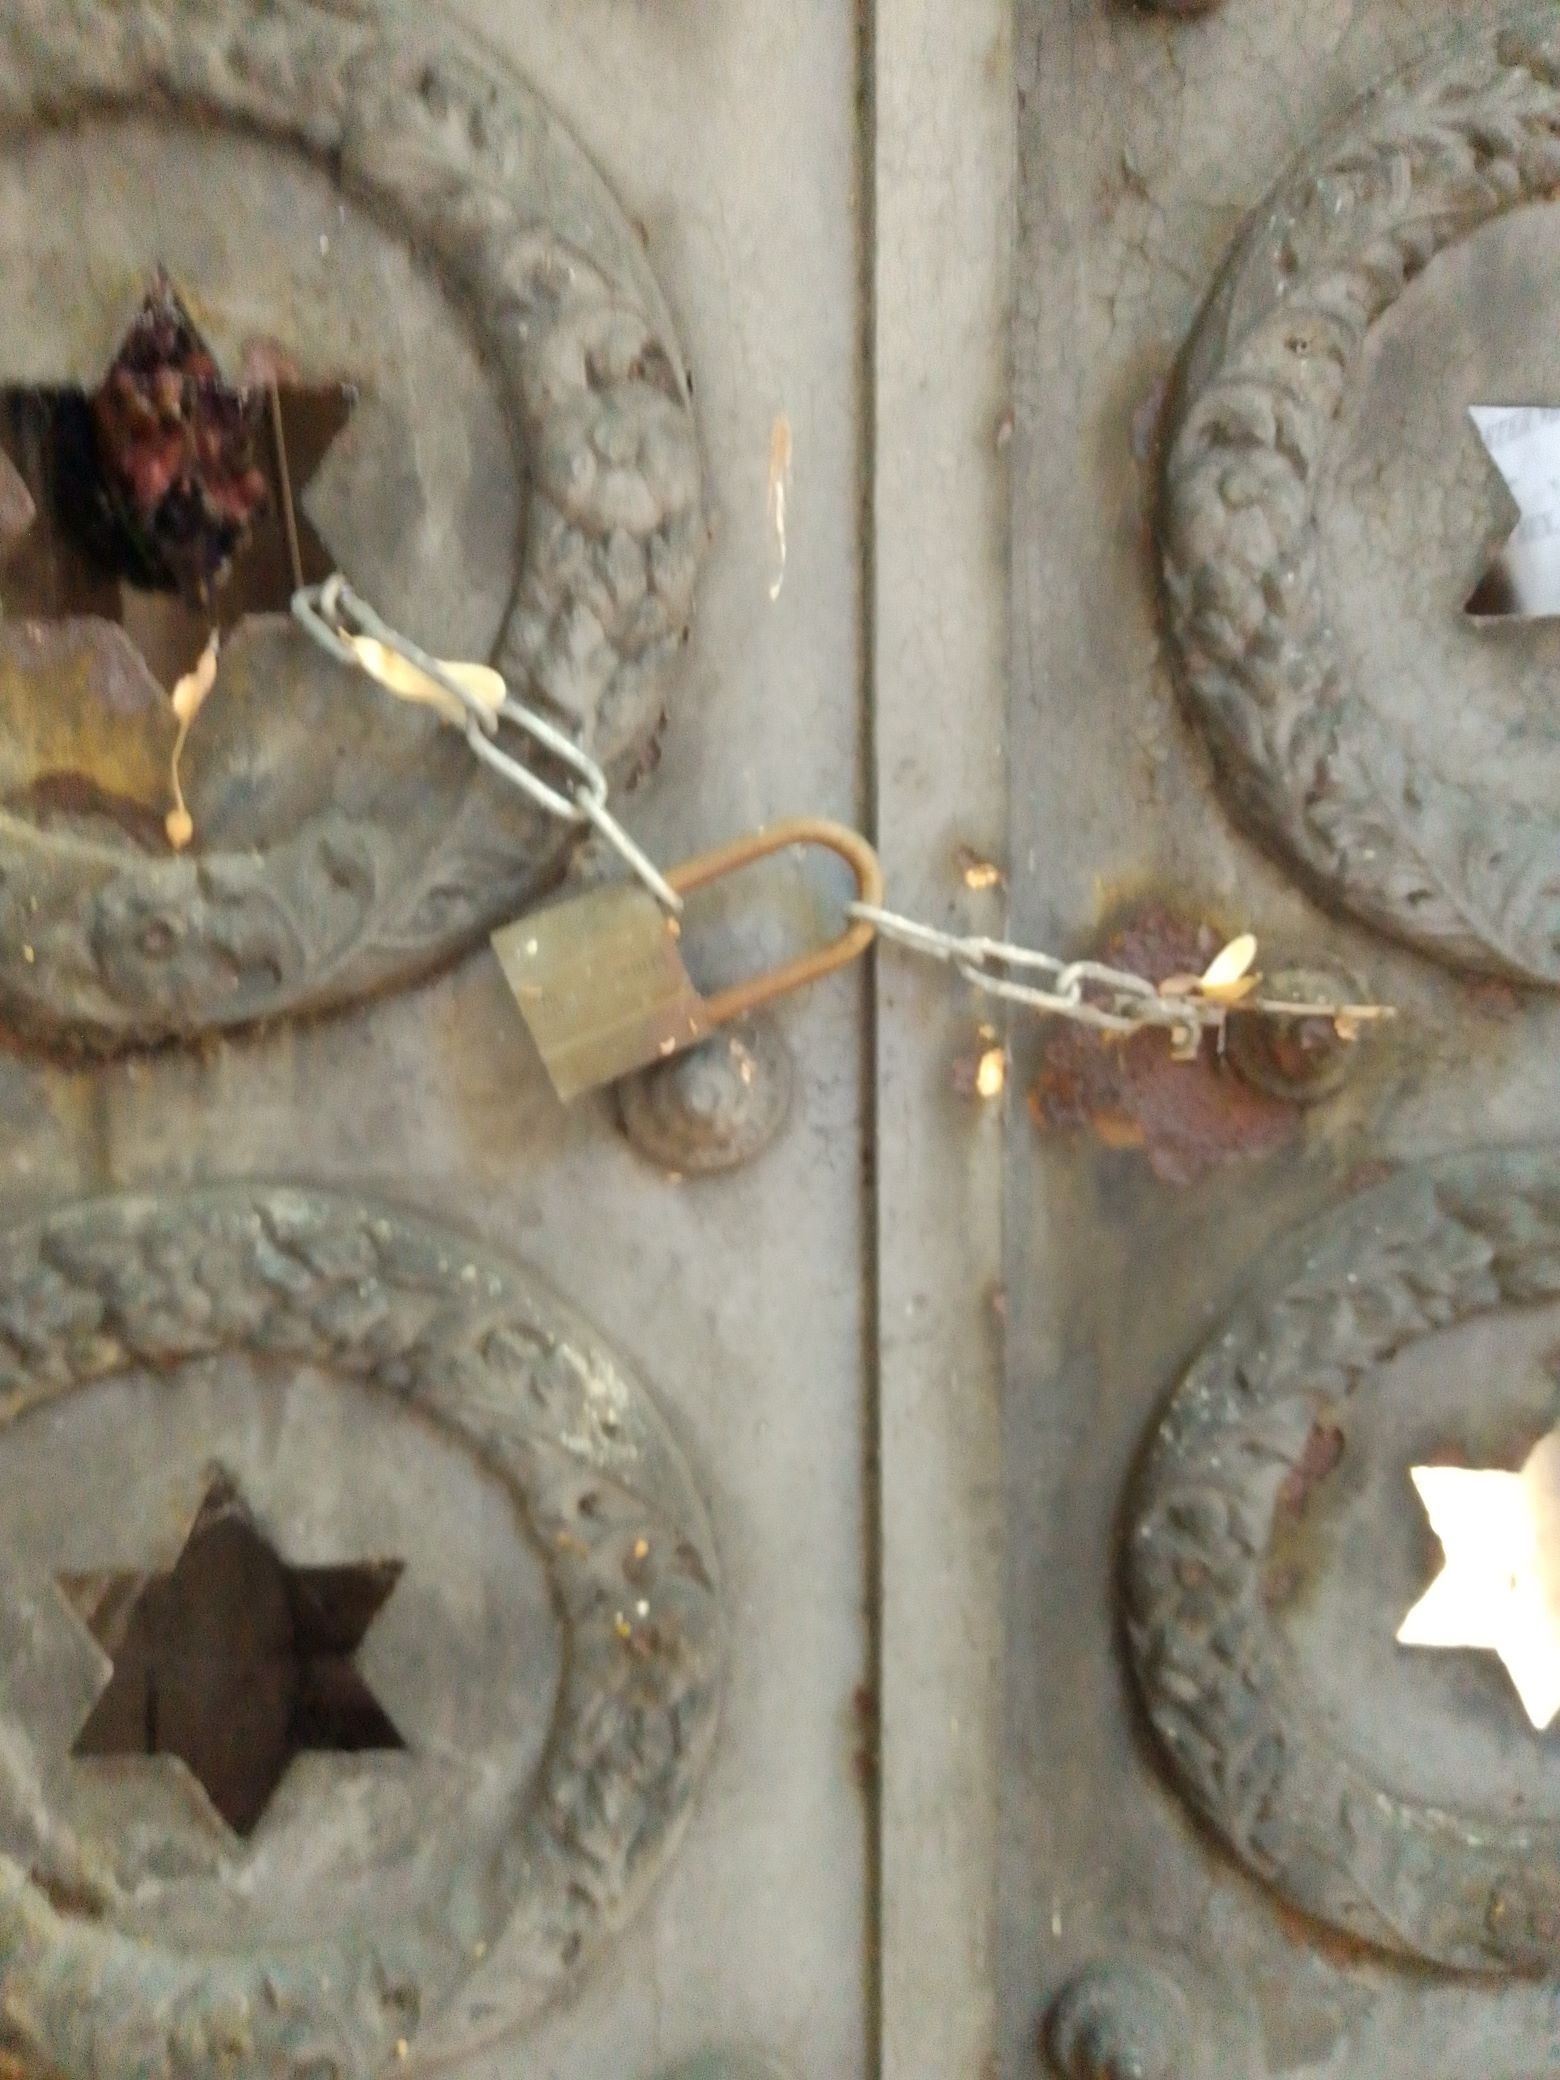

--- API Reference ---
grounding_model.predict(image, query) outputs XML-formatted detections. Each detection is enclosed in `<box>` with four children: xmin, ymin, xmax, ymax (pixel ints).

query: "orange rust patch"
<box><xmin>1271</xmin><ymin>1899</ymin><xmax>1384</xmax><ymax>1972</ymax></box>
<box><xmin>1265</xmin><ymin>1418</ymin><xmax>1348</xmax><ymax>1612</ymax></box>
<box><xmin>1029</xmin><ymin>906</ymin><xmax>1300</xmax><ymax>1185</ymax></box>
<box><xmin>1462</xmin><ymin>975</ymin><xmax>1523</xmax><ymax>1021</ymax></box>
<box><xmin>1276</xmin><ymin>1420</ymin><xmax>1345</xmax><ymax>1524</ymax></box>
<box><xmin>15</xmin><ymin>768</ymin><xmax>170</xmax><ymax>850</ymax></box>
<box><xmin>1344</xmin><ymin>1158</ymin><xmax>1398</xmax><ymax>1195</ymax></box>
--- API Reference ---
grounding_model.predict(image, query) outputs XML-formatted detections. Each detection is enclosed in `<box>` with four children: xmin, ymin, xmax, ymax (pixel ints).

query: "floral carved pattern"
<box><xmin>0</xmin><ymin>1185</ymin><xmax>723</xmax><ymax>2080</ymax></box>
<box><xmin>1159</xmin><ymin>8</ymin><xmax>1560</xmax><ymax>982</ymax></box>
<box><xmin>1125</xmin><ymin>1148</ymin><xmax>1560</xmax><ymax>1974</ymax></box>
<box><xmin>0</xmin><ymin>0</ymin><xmax>704</xmax><ymax>1047</ymax></box>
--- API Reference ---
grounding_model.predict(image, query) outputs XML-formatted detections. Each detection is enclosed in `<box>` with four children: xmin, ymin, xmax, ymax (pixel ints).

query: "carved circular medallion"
<box><xmin>0</xmin><ymin>0</ymin><xmax>702</xmax><ymax>1048</ymax></box>
<box><xmin>1125</xmin><ymin>1148</ymin><xmax>1560</xmax><ymax>1974</ymax></box>
<box><xmin>0</xmin><ymin>1184</ymin><xmax>722</xmax><ymax>2079</ymax></box>
<box><xmin>1160</xmin><ymin>9</ymin><xmax>1560</xmax><ymax>983</ymax></box>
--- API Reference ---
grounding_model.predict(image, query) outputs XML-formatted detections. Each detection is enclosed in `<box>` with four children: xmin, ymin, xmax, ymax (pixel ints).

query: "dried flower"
<box><xmin>1197</xmin><ymin>932</ymin><xmax>1259</xmax><ymax>1001</ymax></box>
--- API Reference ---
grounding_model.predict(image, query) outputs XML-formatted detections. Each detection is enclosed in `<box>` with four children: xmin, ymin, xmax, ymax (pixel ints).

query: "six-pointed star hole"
<box><xmin>60</xmin><ymin>1476</ymin><xmax>406</xmax><ymax>1837</ymax></box>
<box><xmin>1398</xmin><ymin>1427</ymin><xmax>1560</xmax><ymax>1732</ymax></box>
<box><xmin>0</xmin><ymin>270</ymin><xmax>355</xmax><ymax>691</ymax></box>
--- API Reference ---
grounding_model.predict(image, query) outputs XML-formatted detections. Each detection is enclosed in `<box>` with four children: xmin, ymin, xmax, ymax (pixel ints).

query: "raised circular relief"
<box><xmin>0</xmin><ymin>1184</ymin><xmax>722</xmax><ymax>2079</ymax></box>
<box><xmin>1124</xmin><ymin>1148</ymin><xmax>1560</xmax><ymax>1974</ymax></box>
<box><xmin>617</xmin><ymin>1017</ymin><xmax>795</xmax><ymax>1176</ymax></box>
<box><xmin>1160</xmin><ymin>8</ymin><xmax>1560</xmax><ymax>983</ymax></box>
<box><xmin>1045</xmin><ymin>1962</ymin><xmax>1191</xmax><ymax>2080</ymax></box>
<box><xmin>0</xmin><ymin>0</ymin><xmax>703</xmax><ymax>1048</ymax></box>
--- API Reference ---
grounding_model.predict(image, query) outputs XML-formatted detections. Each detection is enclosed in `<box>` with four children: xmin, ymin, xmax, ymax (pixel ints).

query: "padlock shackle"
<box><xmin>666</xmin><ymin>818</ymin><xmax>885</xmax><ymax>1026</ymax></box>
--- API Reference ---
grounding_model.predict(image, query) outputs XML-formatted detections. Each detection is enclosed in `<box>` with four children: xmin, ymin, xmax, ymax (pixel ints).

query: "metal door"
<box><xmin>0</xmin><ymin>2</ymin><xmax>908</xmax><ymax>2076</ymax></box>
<box><xmin>1006</xmin><ymin>5</ymin><xmax>1560</xmax><ymax>2076</ymax></box>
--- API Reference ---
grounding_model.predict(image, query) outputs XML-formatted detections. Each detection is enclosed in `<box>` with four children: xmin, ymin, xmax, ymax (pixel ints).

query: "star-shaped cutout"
<box><xmin>1397</xmin><ymin>1428</ymin><xmax>1560</xmax><ymax>1731</ymax></box>
<box><xmin>0</xmin><ymin>270</ymin><xmax>354</xmax><ymax>688</ymax></box>
<box><xmin>1466</xmin><ymin>405</ymin><xmax>1560</xmax><ymax>619</ymax></box>
<box><xmin>61</xmin><ymin>1477</ymin><xmax>404</xmax><ymax>1836</ymax></box>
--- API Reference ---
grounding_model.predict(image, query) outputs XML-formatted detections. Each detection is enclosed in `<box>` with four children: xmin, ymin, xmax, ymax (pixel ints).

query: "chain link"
<box><xmin>852</xmin><ymin>904</ymin><xmax>1207</xmax><ymax>1039</ymax></box>
<box><xmin>292</xmin><ymin>578</ymin><xmax>684</xmax><ymax>915</ymax></box>
<box><xmin>850</xmin><ymin>903</ymin><xmax>1391</xmax><ymax>1048</ymax></box>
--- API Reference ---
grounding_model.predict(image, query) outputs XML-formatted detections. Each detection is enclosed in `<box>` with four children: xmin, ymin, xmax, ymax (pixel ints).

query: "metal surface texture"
<box><xmin>1013</xmin><ymin>3</ymin><xmax>1560</xmax><ymax>2075</ymax></box>
<box><xmin>0</xmin><ymin>0</ymin><xmax>703</xmax><ymax>1047</ymax></box>
<box><xmin>616</xmin><ymin>1017</ymin><xmax>794</xmax><ymax>1177</ymax></box>
<box><xmin>33</xmin><ymin>0</ymin><xmax>1560</xmax><ymax>2071</ymax></box>
<box><xmin>0</xmin><ymin>0</ymin><xmax>886</xmax><ymax>2074</ymax></box>
<box><xmin>1160</xmin><ymin>7</ymin><xmax>1560</xmax><ymax>985</ymax></box>
<box><xmin>0</xmin><ymin>1183</ymin><xmax>720</xmax><ymax>2080</ymax></box>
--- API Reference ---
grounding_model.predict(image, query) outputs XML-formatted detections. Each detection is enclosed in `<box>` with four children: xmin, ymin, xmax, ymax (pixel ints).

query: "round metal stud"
<box><xmin>617</xmin><ymin>1017</ymin><xmax>794</xmax><ymax>1176</ymax></box>
<box><xmin>1225</xmin><ymin>964</ymin><xmax>1367</xmax><ymax>1104</ymax></box>
<box><xmin>1046</xmin><ymin>1962</ymin><xmax>1191</xmax><ymax>2080</ymax></box>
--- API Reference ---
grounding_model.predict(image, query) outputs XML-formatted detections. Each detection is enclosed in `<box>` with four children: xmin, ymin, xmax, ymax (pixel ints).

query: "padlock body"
<box><xmin>493</xmin><ymin>884</ymin><xmax>712</xmax><ymax>1101</ymax></box>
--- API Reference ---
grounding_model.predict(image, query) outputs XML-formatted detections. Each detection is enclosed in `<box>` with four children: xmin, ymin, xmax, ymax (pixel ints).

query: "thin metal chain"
<box><xmin>292</xmin><ymin>580</ymin><xmax>1392</xmax><ymax>1046</ymax></box>
<box><xmin>850</xmin><ymin>903</ymin><xmax>1390</xmax><ymax>1046</ymax></box>
<box><xmin>850</xmin><ymin>903</ymin><xmax>1194</xmax><ymax>1036</ymax></box>
<box><xmin>292</xmin><ymin>578</ymin><xmax>684</xmax><ymax>915</ymax></box>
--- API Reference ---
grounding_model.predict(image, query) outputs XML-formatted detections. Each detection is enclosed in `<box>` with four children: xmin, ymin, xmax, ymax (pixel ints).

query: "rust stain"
<box><xmin>1028</xmin><ymin>905</ymin><xmax>1301</xmax><ymax>1185</ymax></box>
<box><xmin>1270</xmin><ymin>1898</ymin><xmax>1384</xmax><ymax>1972</ymax></box>
<box><xmin>1275</xmin><ymin>1419</ymin><xmax>1345</xmax><ymax>1524</ymax></box>
<box><xmin>0</xmin><ymin>620</ymin><xmax>175</xmax><ymax>823</ymax></box>
<box><xmin>12</xmin><ymin>768</ymin><xmax>169</xmax><ymax>851</ymax></box>
<box><xmin>1344</xmin><ymin>1157</ymin><xmax>1399</xmax><ymax>1195</ymax></box>
<box><xmin>1228</xmin><ymin>1001</ymin><xmax>1347</xmax><ymax>1098</ymax></box>
<box><xmin>1265</xmin><ymin>1416</ymin><xmax>1347</xmax><ymax>1613</ymax></box>
<box><xmin>1462</xmin><ymin>974</ymin><xmax>1523</xmax><ymax>1021</ymax></box>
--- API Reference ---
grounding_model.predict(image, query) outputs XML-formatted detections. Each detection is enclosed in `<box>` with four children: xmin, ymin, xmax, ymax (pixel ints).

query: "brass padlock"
<box><xmin>493</xmin><ymin>818</ymin><xmax>884</xmax><ymax>1101</ymax></box>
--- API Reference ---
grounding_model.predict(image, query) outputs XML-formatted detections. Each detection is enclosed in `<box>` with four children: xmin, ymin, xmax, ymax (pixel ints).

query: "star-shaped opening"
<box><xmin>1465</xmin><ymin>405</ymin><xmax>1560</xmax><ymax>620</ymax></box>
<box><xmin>1398</xmin><ymin>1427</ymin><xmax>1560</xmax><ymax>1732</ymax></box>
<box><xmin>61</xmin><ymin>1477</ymin><xmax>405</xmax><ymax>1837</ymax></box>
<box><xmin>0</xmin><ymin>270</ymin><xmax>354</xmax><ymax>690</ymax></box>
